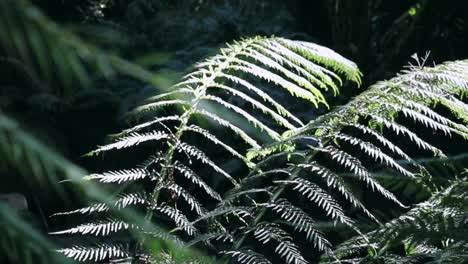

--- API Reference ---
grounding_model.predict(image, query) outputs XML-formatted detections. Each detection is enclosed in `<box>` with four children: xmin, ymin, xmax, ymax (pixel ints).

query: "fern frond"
<box><xmin>253</xmin><ymin>224</ymin><xmax>308</xmax><ymax>264</ymax></box>
<box><xmin>332</xmin><ymin>133</ymin><xmax>414</xmax><ymax>177</ymax></box>
<box><xmin>132</xmin><ymin>98</ymin><xmax>192</xmax><ymax>116</ymax></box>
<box><xmin>276</xmin><ymin>38</ymin><xmax>362</xmax><ymax>85</ymax></box>
<box><xmin>157</xmin><ymin>205</ymin><xmax>198</xmax><ymax>236</ymax></box>
<box><xmin>227</xmin><ymin>59</ymin><xmax>468</xmax><ymax>262</ymax></box>
<box><xmin>223</xmin><ymin>250</ymin><xmax>272</xmax><ymax>264</ymax></box>
<box><xmin>194</xmin><ymin>109</ymin><xmax>260</xmax><ymax>148</ymax></box>
<box><xmin>330</xmin><ymin>176</ymin><xmax>468</xmax><ymax>263</ymax></box>
<box><xmin>83</xmin><ymin>168</ymin><xmax>151</xmax><ymax>183</ymax></box>
<box><xmin>220</xmin><ymin>73</ymin><xmax>304</xmax><ymax>125</ymax></box>
<box><xmin>365</xmin><ymin>112</ymin><xmax>445</xmax><ymax>156</ymax></box>
<box><xmin>51</xmin><ymin>219</ymin><xmax>132</xmax><ymax>236</ymax></box>
<box><xmin>170</xmin><ymin>162</ymin><xmax>222</xmax><ymax>201</ymax></box>
<box><xmin>202</xmin><ymin>95</ymin><xmax>281</xmax><ymax>140</ymax></box>
<box><xmin>262</xmin><ymin>199</ymin><xmax>332</xmax><ymax>252</ymax></box>
<box><xmin>347</xmin><ymin>123</ymin><xmax>415</xmax><ymax>164</ymax></box>
<box><xmin>276</xmin><ymin>179</ymin><xmax>353</xmax><ymax>226</ymax></box>
<box><xmin>175</xmin><ymin>142</ymin><xmax>238</xmax><ymax>186</ymax></box>
<box><xmin>57</xmin><ymin>35</ymin><xmax>362</xmax><ymax>263</ymax></box>
<box><xmin>298</xmin><ymin>163</ymin><xmax>378</xmax><ymax>222</ymax></box>
<box><xmin>114</xmin><ymin>115</ymin><xmax>181</xmax><ymax>138</ymax></box>
<box><xmin>184</xmin><ymin>124</ymin><xmax>251</xmax><ymax>165</ymax></box>
<box><xmin>58</xmin><ymin>244</ymin><xmax>129</xmax><ymax>262</ymax></box>
<box><xmin>208</xmin><ymin>84</ymin><xmax>298</xmax><ymax>130</ymax></box>
<box><xmin>323</xmin><ymin>145</ymin><xmax>406</xmax><ymax>207</ymax></box>
<box><xmin>52</xmin><ymin>192</ymin><xmax>148</xmax><ymax>216</ymax></box>
<box><xmin>164</xmin><ymin>184</ymin><xmax>206</xmax><ymax>215</ymax></box>
<box><xmin>91</xmin><ymin>131</ymin><xmax>172</xmax><ymax>155</ymax></box>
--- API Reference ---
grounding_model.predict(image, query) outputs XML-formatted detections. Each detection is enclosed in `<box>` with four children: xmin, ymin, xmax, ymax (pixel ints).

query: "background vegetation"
<box><xmin>1</xmin><ymin>0</ymin><xmax>468</xmax><ymax>263</ymax></box>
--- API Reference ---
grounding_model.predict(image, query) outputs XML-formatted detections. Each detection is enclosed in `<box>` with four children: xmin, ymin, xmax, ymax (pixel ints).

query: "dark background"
<box><xmin>1</xmin><ymin>0</ymin><xmax>467</xmax><ymax>258</ymax></box>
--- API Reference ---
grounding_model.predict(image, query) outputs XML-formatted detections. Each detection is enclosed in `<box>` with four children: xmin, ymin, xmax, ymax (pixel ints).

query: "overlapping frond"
<box><xmin>58</xmin><ymin>244</ymin><xmax>129</xmax><ymax>262</ymax></box>
<box><xmin>327</xmin><ymin>176</ymin><xmax>468</xmax><ymax>263</ymax></box>
<box><xmin>217</xmin><ymin>59</ymin><xmax>468</xmax><ymax>263</ymax></box>
<box><xmin>50</xmin><ymin>219</ymin><xmax>132</xmax><ymax>236</ymax></box>
<box><xmin>54</xmin><ymin>36</ymin><xmax>360</xmax><ymax>263</ymax></box>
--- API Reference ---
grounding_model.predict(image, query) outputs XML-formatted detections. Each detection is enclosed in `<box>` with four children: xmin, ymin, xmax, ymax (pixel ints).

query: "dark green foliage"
<box><xmin>2</xmin><ymin>1</ymin><xmax>468</xmax><ymax>264</ymax></box>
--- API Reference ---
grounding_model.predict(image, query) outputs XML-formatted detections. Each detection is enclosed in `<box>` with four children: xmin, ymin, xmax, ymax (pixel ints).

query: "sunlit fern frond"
<box><xmin>54</xmin><ymin>36</ymin><xmax>361</xmax><ymax>263</ymax></box>
<box><xmin>216</xmin><ymin>59</ymin><xmax>468</xmax><ymax>263</ymax></box>
<box><xmin>223</xmin><ymin>250</ymin><xmax>272</xmax><ymax>264</ymax></box>
<box><xmin>326</xmin><ymin>175</ymin><xmax>468</xmax><ymax>263</ymax></box>
<box><xmin>58</xmin><ymin>244</ymin><xmax>130</xmax><ymax>262</ymax></box>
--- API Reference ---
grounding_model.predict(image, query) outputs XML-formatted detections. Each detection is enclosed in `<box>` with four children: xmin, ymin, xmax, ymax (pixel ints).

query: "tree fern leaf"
<box><xmin>58</xmin><ymin>244</ymin><xmax>129</xmax><ymax>262</ymax></box>
<box><xmin>51</xmin><ymin>219</ymin><xmax>132</xmax><ymax>236</ymax></box>
<box><xmin>323</xmin><ymin>146</ymin><xmax>406</xmax><ymax>207</ymax></box>
<box><xmin>114</xmin><ymin>115</ymin><xmax>181</xmax><ymax>138</ymax></box>
<box><xmin>156</xmin><ymin>205</ymin><xmax>197</xmax><ymax>236</ymax></box>
<box><xmin>332</xmin><ymin>133</ymin><xmax>415</xmax><ymax>178</ymax></box>
<box><xmin>365</xmin><ymin>112</ymin><xmax>445</xmax><ymax>157</ymax></box>
<box><xmin>253</xmin><ymin>224</ymin><xmax>308</xmax><ymax>264</ymax></box>
<box><xmin>348</xmin><ymin>123</ymin><xmax>415</xmax><ymax>164</ymax></box>
<box><xmin>164</xmin><ymin>184</ymin><xmax>206</xmax><ymax>215</ymax></box>
<box><xmin>253</xmin><ymin>224</ymin><xmax>291</xmax><ymax>244</ymax></box>
<box><xmin>298</xmin><ymin>163</ymin><xmax>379</xmax><ymax>222</ymax></box>
<box><xmin>52</xmin><ymin>192</ymin><xmax>147</xmax><ymax>216</ymax></box>
<box><xmin>229</xmin><ymin>62</ymin><xmax>320</xmax><ymax>108</ymax></box>
<box><xmin>209</xmin><ymin>83</ymin><xmax>297</xmax><ymax>130</ymax></box>
<box><xmin>202</xmin><ymin>95</ymin><xmax>281</xmax><ymax>140</ymax></box>
<box><xmin>259</xmin><ymin>40</ymin><xmax>341</xmax><ymax>95</ymax></box>
<box><xmin>91</xmin><ymin>131</ymin><xmax>172</xmax><ymax>155</ymax></box>
<box><xmin>276</xmin><ymin>179</ymin><xmax>353</xmax><ymax>226</ymax></box>
<box><xmin>276</xmin><ymin>38</ymin><xmax>362</xmax><ymax>85</ymax></box>
<box><xmin>240</xmin><ymin>47</ymin><xmax>328</xmax><ymax>105</ymax></box>
<box><xmin>83</xmin><ymin>168</ymin><xmax>151</xmax><ymax>184</ymax></box>
<box><xmin>223</xmin><ymin>250</ymin><xmax>272</xmax><ymax>264</ymax></box>
<box><xmin>175</xmin><ymin>142</ymin><xmax>238</xmax><ymax>186</ymax></box>
<box><xmin>184</xmin><ymin>124</ymin><xmax>253</xmax><ymax>166</ymax></box>
<box><xmin>171</xmin><ymin>162</ymin><xmax>221</xmax><ymax>201</ymax></box>
<box><xmin>261</xmin><ymin>200</ymin><xmax>332</xmax><ymax>252</ymax></box>
<box><xmin>251</xmin><ymin>42</ymin><xmax>331</xmax><ymax>91</ymax></box>
<box><xmin>142</xmin><ymin>88</ymin><xmax>195</xmax><ymax>103</ymax></box>
<box><xmin>276</xmin><ymin>240</ymin><xmax>308</xmax><ymax>264</ymax></box>
<box><xmin>137</xmin><ymin>154</ymin><xmax>166</xmax><ymax>169</ymax></box>
<box><xmin>381</xmin><ymin>101</ymin><xmax>453</xmax><ymax>135</ymax></box>
<box><xmin>194</xmin><ymin>109</ymin><xmax>260</xmax><ymax>148</ymax></box>
<box><xmin>220</xmin><ymin>73</ymin><xmax>304</xmax><ymax>125</ymax></box>
<box><xmin>419</xmin><ymin>71</ymin><xmax>468</xmax><ymax>90</ymax></box>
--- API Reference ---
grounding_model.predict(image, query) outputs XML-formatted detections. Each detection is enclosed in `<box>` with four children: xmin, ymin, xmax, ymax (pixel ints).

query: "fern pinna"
<box><xmin>52</xmin><ymin>36</ymin><xmax>361</xmax><ymax>263</ymax></box>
